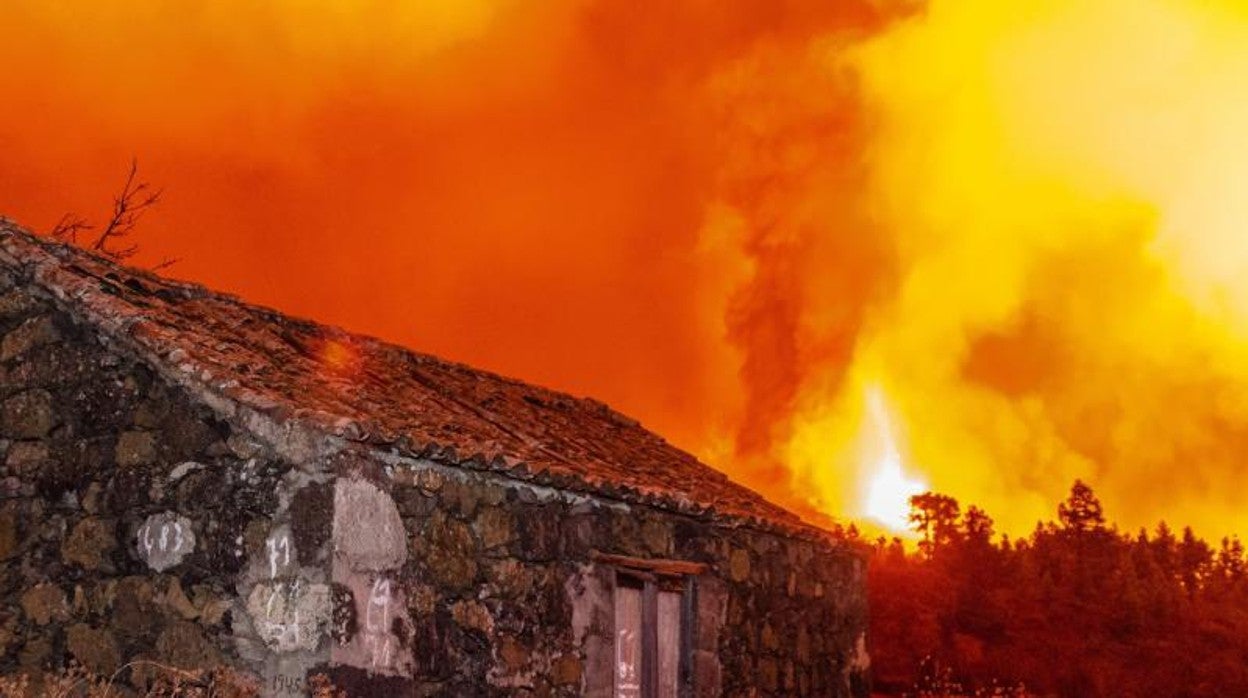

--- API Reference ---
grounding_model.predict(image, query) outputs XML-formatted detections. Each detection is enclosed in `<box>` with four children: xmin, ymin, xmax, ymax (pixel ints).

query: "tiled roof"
<box><xmin>0</xmin><ymin>221</ymin><xmax>816</xmax><ymax>535</ymax></box>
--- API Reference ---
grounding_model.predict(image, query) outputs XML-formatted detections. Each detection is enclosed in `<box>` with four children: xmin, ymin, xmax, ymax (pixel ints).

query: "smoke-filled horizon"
<box><xmin>5</xmin><ymin>0</ymin><xmax>1248</xmax><ymax>539</ymax></box>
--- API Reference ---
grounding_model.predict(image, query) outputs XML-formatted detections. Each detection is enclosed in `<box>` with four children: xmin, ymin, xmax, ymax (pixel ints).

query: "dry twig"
<box><xmin>48</xmin><ymin>213</ymin><xmax>92</xmax><ymax>243</ymax></box>
<box><xmin>91</xmin><ymin>158</ymin><xmax>162</xmax><ymax>261</ymax></box>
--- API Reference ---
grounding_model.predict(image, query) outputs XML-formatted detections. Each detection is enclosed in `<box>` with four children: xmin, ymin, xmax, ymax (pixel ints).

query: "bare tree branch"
<box><xmin>90</xmin><ymin>158</ymin><xmax>162</xmax><ymax>261</ymax></box>
<box><xmin>48</xmin><ymin>213</ymin><xmax>92</xmax><ymax>243</ymax></box>
<box><xmin>151</xmin><ymin>257</ymin><xmax>180</xmax><ymax>272</ymax></box>
<box><xmin>46</xmin><ymin>158</ymin><xmax>173</xmax><ymax>270</ymax></box>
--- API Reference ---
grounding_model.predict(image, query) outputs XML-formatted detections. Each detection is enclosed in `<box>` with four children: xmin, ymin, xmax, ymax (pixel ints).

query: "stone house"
<box><xmin>0</xmin><ymin>222</ymin><xmax>869</xmax><ymax>697</ymax></box>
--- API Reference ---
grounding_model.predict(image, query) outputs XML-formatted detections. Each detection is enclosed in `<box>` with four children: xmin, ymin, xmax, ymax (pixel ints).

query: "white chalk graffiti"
<box><xmin>366</xmin><ymin>578</ymin><xmax>391</xmax><ymax>631</ymax></box>
<box><xmin>266</xmin><ymin>532</ymin><xmax>292</xmax><ymax>579</ymax></box>
<box><xmin>143</xmin><ymin>520</ymin><xmax>184</xmax><ymax>555</ymax></box>
<box><xmin>246</xmin><ymin>580</ymin><xmax>331</xmax><ymax>653</ymax></box>
<box><xmin>364</xmin><ymin>633</ymin><xmax>393</xmax><ymax>670</ymax></box>
<box><xmin>265</xmin><ymin>581</ymin><xmax>303</xmax><ymax>649</ymax></box>
<box><xmin>136</xmin><ymin>512</ymin><xmax>195</xmax><ymax>572</ymax></box>
<box><xmin>363</xmin><ymin>577</ymin><xmax>394</xmax><ymax>670</ymax></box>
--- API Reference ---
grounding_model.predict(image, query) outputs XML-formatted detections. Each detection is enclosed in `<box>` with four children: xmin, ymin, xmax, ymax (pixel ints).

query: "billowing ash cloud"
<box><xmin>5</xmin><ymin>0</ymin><xmax>1248</xmax><ymax>537</ymax></box>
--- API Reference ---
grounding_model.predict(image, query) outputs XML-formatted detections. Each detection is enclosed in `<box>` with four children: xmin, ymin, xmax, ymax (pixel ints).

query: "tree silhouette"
<box><xmin>1217</xmin><ymin>536</ymin><xmax>1245</xmax><ymax>584</ymax></box>
<box><xmin>1178</xmin><ymin>526</ymin><xmax>1212</xmax><ymax>597</ymax></box>
<box><xmin>1058</xmin><ymin>479</ymin><xmax>1105</xmax><ymax>533</ymax></box>
<box><xmin>909</xmin><ymin>491</ymin><xmax>961</xmax><ymax>556</ymax></box>
<box><xmin>962</xmin><ymin>505</ymin><xmax>994</xmax><ymax>544</ymax></box>
<box><xmin>870</xmin><ymin>480</ymin><xmax>1248</xmax><ymax>697</ymax></box>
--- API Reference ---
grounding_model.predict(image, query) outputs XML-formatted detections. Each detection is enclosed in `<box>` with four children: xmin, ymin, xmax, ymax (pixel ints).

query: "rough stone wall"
<box><xmin>0</xmin><ymin>273</ymin><xmax>296</xmax><ymax>688</ymax></box>
<box><xmin>0</xmin><ymin>272</ymin><xmax>381</xmax><ymax>696</ymax></box>
<box><xmin>354</xmin><ymin>460</ymin><xmax>871</xmax><ymax>697</ymax></box>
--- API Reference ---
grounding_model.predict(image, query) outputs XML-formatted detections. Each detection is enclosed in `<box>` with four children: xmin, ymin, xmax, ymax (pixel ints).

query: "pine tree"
<box><xmin>1058</xmin><ymin>479</ymin><xmax>1105</xmax><ymax>534</ymax></box>
<box><xmin>908</xmin><ymin>491</ymin><xmax>961</xmax><ymax>556</ymax></box>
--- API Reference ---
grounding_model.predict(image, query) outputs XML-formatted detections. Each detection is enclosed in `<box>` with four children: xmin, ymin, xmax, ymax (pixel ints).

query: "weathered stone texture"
<box><xmin>0</xmin><ymin>287</ymin><xmax>287</xmax><ymax>690</ymax></box>
<box><xmin>115</xmin><ymin>430</ymin><xmax>158</xmax><ymax>468</ymax></box>
<box><xmin>246</xmin><ymin>581</ymin><xmax>333</xmax><ymax>653</ymax></box>
<box><xmin>61</xmin><ymin>516</ymin><xmax>118</xmax><ymax>571</ymax></box>
<box><xmin>20</xmin><ymin>583</ymin><xmax>68</xmax><ymax>625</ymax></box>
<box><xmin>66</xmin><ymin>622</ymin><xmax>121</xmax><ymax>675</ymax></box>
<box><xmin>332</xmin><ymin>478</ymin><xmax>406</xmax><ymax>572</ymax></box>
<box><xmin>1</xmin><ymin>315</ymin><xmax>59</xmax><ymax>361</ymax></box>
<box><xmin>379</xmin><ymin>464</ymin><xmax>869</xmax><ymax>697</ymax></box>
<box><xmin>1</xmin><ymin>388</ymin><xmax>56</xmax><ymax>438</ymax></box>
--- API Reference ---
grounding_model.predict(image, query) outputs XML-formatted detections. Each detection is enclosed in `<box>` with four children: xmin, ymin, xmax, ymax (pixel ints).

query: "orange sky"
<box><xmin>5</xmin><ymin>0</ymin><xmax>1248</xmax><ymax>539</ymax></box>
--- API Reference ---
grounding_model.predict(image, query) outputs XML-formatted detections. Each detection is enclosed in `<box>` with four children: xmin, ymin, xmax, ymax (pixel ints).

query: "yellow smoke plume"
<box><xmin>790</xmin><ymin>0</ymin><xmax>1248</xmax><ymax>536</ymax></box>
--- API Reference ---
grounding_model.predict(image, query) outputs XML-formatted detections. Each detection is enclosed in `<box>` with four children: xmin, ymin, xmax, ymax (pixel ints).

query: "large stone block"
<box><xmin>156</xmin><ymin>620</ymin><xmax>222</xmax><ymax>670</ymax></box>
<box><xmin>112</xmin><ymin>576</ymin><xmax>162</xmax><ymax>642</ymax></box>
<box><xmin>473</xmin><ymin>505</ymin><xmax>514</xmax><ymax>550</ymax></box>
<box><xmin>20</xmin><ymin>583</ymin><xmax>68</xmax><ymax>625</ymax></box>
<box><xmin>728</xmin><ymin>547</ymin><xmax>752</xmax><ymax>582</ymax></box>
<box><xmin>1</xmin><ymin>315</ymin><xmax>59</xmax><ymax>361</ymax></box>
<box><xmin>289</xmin><ymin>481</ymin><xmax>333</xmax><ymax>568</ymax></box>
<box><xmin>66</xmin><ymin>623</ymin><xmax>121</xmax><ymax>675</ymax></box>
<box><xmin>0</xmin><ymin>389</ymin><xmax>55</xmax><ymax>438</ymax></box>
<box><xmin>246</xmin><ymin>580</ymin><xmax>333</xmax><ymax>653</ymax></box>
<box><xmin>332</xmin><ymin>477</ymin><xmax>406</xmax><ymax>572</ymax></box>
<box><xmin>423</xmin><ymin>513</ymin><xmax>478</xmax><ymax>589</ymax></box>
<box><xmin>6</xmin><ymin>440</ymin><xmax>51</xmax><ymax>478</ymax></box>
<box><xmin>115</xmin><ymin>430</ymin><xmax>158</xmax><ymax>467</ymax></box>
<box><xmin>62</xmin><ymin>516</ymin><xmax>117</xmax><ymax>570</ymax></box>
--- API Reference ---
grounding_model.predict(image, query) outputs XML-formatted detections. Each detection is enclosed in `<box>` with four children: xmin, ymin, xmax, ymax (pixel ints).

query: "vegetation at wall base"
<box><xmin>0</xmin><ymin>663</ymin><xmax>351</xmax><ymax>698</ymax></box>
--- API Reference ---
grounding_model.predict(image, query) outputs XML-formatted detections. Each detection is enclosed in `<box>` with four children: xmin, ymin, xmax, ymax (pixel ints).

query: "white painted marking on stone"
<box><xmin>267</xmin><ymin>532</ymin><xmax>292</xmax><ymax>579</ymax></box>
<box><xmin>366</xmin><ymin>578</ymin><xmax>391</xmax><ymax>631</ymax></box>
<box><xmin>247</xmin><ymin>580</ymin><xmax>332</xmax><ymax>653</ymax></box>
<box><xmin>266</xmin><ymin>586</ymin><xmax>280</xmax><ymax>618</ymax></box>
<box><xmin>353</xmin><ymin>575</ymin><xmax>399</xmax><ymax>671</ymax></box>
<box><xmin>136</xmin><ymin>512</ymin><xmax>195</xmax><ymax>572</ymax></box>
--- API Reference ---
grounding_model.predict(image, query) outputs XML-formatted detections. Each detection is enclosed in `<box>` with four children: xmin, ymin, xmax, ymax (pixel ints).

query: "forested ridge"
<box><xmin>868</xmin><ymin>482</ymin><xmax>1248</xmax><ymax>697</ymax></box>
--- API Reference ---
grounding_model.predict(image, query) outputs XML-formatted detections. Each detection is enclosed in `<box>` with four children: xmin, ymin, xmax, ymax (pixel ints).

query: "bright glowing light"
<box><xmin>318</xmin><ymin>338</ymin><xmax>361</xmax><ymax>376</ymax></box>
<box><xmin>862</xmin><ymin>388</ymin><xmax>927</xmax><ymax>534</ymax></box>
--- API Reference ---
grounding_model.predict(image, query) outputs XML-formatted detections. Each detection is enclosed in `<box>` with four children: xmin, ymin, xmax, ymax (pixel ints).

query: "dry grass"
<box><xmin>0</xmin><ymin>664</ymin><xmax>353</xmax><ymax>698</ymax></box>
<box><xmin>0</xmin><ymin>662</ymin><xmax>260</xmax><ymax>698</ymax></box>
